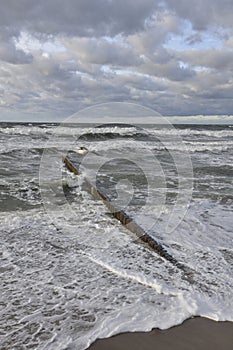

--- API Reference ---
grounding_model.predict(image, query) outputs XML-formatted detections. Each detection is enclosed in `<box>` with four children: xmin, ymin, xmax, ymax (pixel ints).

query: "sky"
<box><xmin>0</xmin><ymin>0</ymin><xmax>233</xmax><ymax>122</ymax></box>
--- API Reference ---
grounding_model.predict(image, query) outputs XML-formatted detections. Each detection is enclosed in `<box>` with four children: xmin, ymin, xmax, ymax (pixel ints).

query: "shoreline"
<box><xmin>87</xmin><ymin>317</ymin><xmax>233</xmax><ymax>350</ymax></box>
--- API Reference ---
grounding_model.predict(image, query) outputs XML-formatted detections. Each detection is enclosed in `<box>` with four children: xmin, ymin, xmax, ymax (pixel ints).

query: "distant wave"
<box><xmin>0</xmin><ymin>124</ymin><xmax>232</xmax><ymax>139</ymax></box>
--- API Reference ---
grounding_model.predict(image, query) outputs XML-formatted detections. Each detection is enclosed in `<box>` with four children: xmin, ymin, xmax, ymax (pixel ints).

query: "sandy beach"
<box><xmin>88</xmin><ymin>317</ymin><xmax>233</xmax><ymax>350</ymax></box>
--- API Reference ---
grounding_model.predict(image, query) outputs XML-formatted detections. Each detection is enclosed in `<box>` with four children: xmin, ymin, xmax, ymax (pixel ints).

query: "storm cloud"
<box><xmin>0</xmin><ymin>0</ymin><xmax>233</xmax><ymax>120</ymax></box>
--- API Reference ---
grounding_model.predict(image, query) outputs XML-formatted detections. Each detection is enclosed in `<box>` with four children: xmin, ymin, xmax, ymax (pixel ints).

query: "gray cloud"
<box><xmin>0</xmin><ymin>39</ymin><xmax>33</xmax><ymax>64</ymax></box>
<box><xmin>63</xmin><ymin>36</ymin><xmax>142</xmax><ymax>67</ymax></box>
<box><xmin>0</xmin><ymin>0</ymin><xmax>233</xmax><ymax>119</ymax></box>
<box><xmin>0</xmin><ymin>0</ymin><xmax>159</xmax><ymax>37</ymax></box>
<box><xmin>177</xmin><ymin>49</ymin><xmax>233</xmax><ymax>71</ymax></box>
<box><xmin>166</xmin><ymin>0</ymin><xmax>233</xmax><ymax>29</ymax></box>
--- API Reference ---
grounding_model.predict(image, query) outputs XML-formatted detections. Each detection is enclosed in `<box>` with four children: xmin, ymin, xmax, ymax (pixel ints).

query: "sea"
<box><xmin>0</xmin><ymin>122</ymin><xmax>232</xmax><ymax>350</ymax></box>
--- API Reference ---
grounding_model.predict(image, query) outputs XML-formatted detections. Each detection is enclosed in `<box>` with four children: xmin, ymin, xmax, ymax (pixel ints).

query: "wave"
<box><xmin>150</xmin><ymin>128</ymin><xmax>233</xmax><ymax>139</ymax></box>
<box><xmin>0</xmin><ymin>147</ymin><xmax>45</xmax><ymax>157</ymax></box>
<box><xmin>89</xmin><ymin>138</ymin><xmax>232</xmax><ymax>153</ymax></box>
<box><xmin>152</xmin><ymin>141</ymin><xmax>233</xmax><ymax>153</ymax></box>
<box><xmin>0</xmin><ymin>125</ymin><xmax>53</xmax><ymax>136</ymax></box>
<box><xmin>1</xmin><ymin>124</ymin><xmax>232</xmax><ymax>140</ymax></box>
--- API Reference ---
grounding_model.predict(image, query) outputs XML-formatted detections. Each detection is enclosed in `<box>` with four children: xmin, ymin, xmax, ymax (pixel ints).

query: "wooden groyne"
<box><xmin>63</xmin><ymin>153</ymin><xmax>192</xmax><ymax>276</ymax></box>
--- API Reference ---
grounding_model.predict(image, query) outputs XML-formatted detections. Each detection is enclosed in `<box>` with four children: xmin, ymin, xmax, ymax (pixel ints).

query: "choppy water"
<box><xmin>0</xmin><ymin>122</ymin><xmax>232</xmax><ymax>350</ymax></box>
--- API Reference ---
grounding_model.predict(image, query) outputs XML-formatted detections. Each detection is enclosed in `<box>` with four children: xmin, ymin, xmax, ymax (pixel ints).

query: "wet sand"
<box><xmin>88</xmin><ymin>317</ymin><xmax>233</xmax><ymax>350</ymax></box>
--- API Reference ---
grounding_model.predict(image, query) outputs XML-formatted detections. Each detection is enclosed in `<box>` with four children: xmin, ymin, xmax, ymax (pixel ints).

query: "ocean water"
<box><xmin>0</xmin><ymin>122</ymin><xmax>232</xmax><ymax>350</ymax></box>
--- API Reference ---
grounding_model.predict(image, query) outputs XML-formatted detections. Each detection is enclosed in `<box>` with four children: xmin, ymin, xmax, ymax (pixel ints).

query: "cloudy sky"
<box><xmin>0</xmin><ymin>0</ymin><xmax>233</xmax><ymax>122</ymax></box>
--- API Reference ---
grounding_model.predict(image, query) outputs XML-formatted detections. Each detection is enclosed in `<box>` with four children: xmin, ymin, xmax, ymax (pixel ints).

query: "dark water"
<box><xmin>0</xmin><ymin>122</ymin><xmax>232</xmax><ymax>350</ymax></box>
